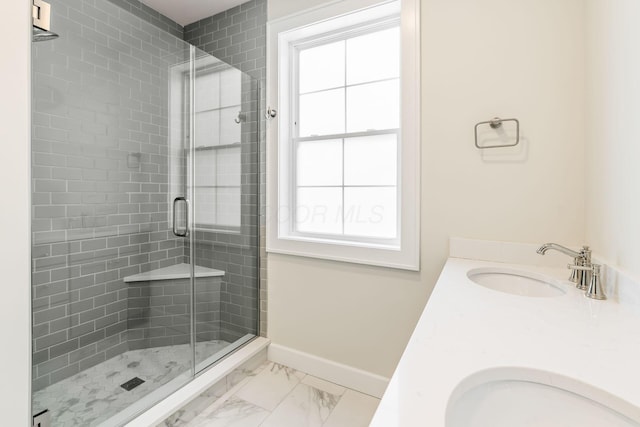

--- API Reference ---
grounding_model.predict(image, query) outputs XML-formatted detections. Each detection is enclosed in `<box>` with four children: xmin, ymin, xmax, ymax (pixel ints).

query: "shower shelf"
<box><xmin>123</xmin><ymin>263</ymin><xmax>224</xmax><ymax>283</ymax></box>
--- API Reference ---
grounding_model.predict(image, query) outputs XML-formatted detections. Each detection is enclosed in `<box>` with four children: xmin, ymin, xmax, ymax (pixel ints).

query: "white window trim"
<box><xmin>266</xmin><ymin>0</ymin><xmax>420</xmax><ymax>271</ymax></box>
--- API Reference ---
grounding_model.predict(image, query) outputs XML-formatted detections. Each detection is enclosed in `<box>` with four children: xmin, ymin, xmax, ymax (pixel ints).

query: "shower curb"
<box><xmin>122</xmin><ymin>337</ymin><xmax>270</xmax><ymax>426</ymax></box>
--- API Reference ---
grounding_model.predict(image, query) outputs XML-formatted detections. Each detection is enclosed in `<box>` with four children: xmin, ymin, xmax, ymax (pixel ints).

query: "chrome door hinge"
<box><xmin>33</xmin><ymin>409</ymin><xmax>51</xmax><ymax>427</ymax></box>
<box><xmin>32</xmin><ymin>0</ymin><xmax>52</xmax><ymax>31</ymax></box>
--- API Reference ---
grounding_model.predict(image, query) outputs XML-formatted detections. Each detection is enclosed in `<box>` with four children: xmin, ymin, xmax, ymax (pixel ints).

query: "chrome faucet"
<box><xmin>536</xmin><ymin>243</ymin><xmax>583</xmax><ymax>259</ymax></box>
<box><xmin>536</xmin><ymin>243</ymin><xmax>606</xmax><ymax>300</ymax></box>
<box><xmin>567</xmin><ymin>263</ymin><xmax>606</xmax><ymax>300</ymax></box>
<box><xmin>537</xmin><ymin>243</ymin><xmax>591</xmax><ymax>286</ymax></box>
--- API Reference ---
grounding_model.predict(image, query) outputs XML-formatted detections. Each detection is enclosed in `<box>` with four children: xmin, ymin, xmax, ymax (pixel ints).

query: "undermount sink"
<box><xmin>467</xmin><ymin>267</ymin><xmax>565</xmax><ymax>297</ymax></box>
<box><xmin>447</xmin><ymin>369</ymin><xmax>640</xmax><ymax>427</ymax></box>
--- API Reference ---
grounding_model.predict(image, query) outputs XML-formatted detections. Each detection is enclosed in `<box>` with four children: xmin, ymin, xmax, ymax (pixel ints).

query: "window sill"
<box><xmin>267</xmin><ymin>235</ymin><xmax>419</xmax><ymax>271</ymax></box>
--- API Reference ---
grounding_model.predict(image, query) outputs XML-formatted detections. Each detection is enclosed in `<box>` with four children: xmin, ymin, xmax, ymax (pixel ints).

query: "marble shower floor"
<box><xmin>33</xmin><ymin>340</ymin><xmax>230</xmax><ymax>427</ymax></box>
<box><xmin>165</xmin><ymin>361</ymin><xmax>381</xmax><ymax>427</ymax></box>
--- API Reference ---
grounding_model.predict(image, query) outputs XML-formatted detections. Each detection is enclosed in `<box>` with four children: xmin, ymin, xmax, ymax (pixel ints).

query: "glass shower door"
<box><xmin>31</xmin><ymin>0</ymin><xmax>259</xmax><ymax>425</ymax></box>
<box><xmin>30</xmin><ymin>2</ymin><xmax>198</xmax><ymax>424</ymax></box>
<box><xmin>187</xmin><ymin>49</ymin><xmax>260</xmax><ymax>371</ymax></box>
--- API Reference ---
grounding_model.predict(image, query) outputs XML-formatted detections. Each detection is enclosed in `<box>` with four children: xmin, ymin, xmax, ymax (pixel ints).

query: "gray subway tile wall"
<box><xmin>31</xmin><ymin>0</ymin><xmax>267</xmax><ymax>394</ymax></box>
<box><xmin>106</xmin><ymin>0</ymin><xmax>183</xmax><ymax>39</ymax></box>
<box><xmin>184</xmin><ymin>0</ymin><xmax>268</xmax><ymax>339</ymax></box>
<box><xmin>32</xmin><ymin>0</ymin><xmax>188</xmax><ymax>391</ymax></box>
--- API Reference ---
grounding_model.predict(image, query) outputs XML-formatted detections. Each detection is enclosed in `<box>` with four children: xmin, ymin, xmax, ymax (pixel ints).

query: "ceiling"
<box><xmin>140</xmin><ymin>0</ymin><xmax>250</xmax><ymax>26</ymax></box>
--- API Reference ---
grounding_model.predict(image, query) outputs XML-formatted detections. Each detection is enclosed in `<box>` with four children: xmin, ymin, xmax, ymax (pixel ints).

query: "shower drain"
<box><xmin>120</xmin><ymin>377</ymin><xmax>145</xmax><ymax>391</ymax></box>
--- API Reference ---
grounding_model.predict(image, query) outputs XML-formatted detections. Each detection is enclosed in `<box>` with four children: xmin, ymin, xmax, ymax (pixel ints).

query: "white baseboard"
<box><xmin>267</xmin><ymin>343</ymin><xmax>389</xmax><ymax>398</ymax></box>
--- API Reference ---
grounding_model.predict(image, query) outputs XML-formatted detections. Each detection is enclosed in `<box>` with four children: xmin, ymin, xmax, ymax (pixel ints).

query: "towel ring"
<box><xmin>474</xmin><ymin>117</ymin><xmax>519</xmax><ymax>149</ymax></box>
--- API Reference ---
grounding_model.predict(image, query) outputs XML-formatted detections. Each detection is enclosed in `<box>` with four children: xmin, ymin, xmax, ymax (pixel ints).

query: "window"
<box><xmin>294</xmin><ymin>24</ymin><xmax>400</xmax><ymax>242</ymax></box>
<box><xmin>267</xmin><ymin>0</ymin><xmax>420</xmax><ymax>270</ymax></box>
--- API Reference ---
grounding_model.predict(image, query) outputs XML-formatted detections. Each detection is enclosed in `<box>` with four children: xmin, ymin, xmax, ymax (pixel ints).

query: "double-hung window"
<box><xmin>295</xmin><ymin>22</ymin><xmax>400</xmax><ymax>242</ymax></box>
<box><xmin>267</xmin><ymin>0</ymin><xmax>420</xmax><ymax>270</ymax></box>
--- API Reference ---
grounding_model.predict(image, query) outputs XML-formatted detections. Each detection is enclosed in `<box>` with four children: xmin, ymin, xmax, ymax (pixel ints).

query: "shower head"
<box><xmin>32</xmin><ymin>26</ymin><xmax>59</xmax><ymax>42</ymax></box>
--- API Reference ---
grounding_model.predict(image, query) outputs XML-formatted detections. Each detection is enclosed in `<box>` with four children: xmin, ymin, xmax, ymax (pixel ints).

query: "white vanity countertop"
<box><xmin>123</xmin><ymin>263</ymin><xmax>224</xmax><ymax>283</ymax></box>
<box><xmin>370</xmin><ymin>248</ymin><xmax>640</xmax><ymax>426</ymax></box>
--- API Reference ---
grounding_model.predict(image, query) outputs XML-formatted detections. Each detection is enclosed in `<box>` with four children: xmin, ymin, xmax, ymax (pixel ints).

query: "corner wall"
<box><xmin>184</xmin><ymin>0</ymin><xmax>268</xmax><ymax>338</ymax></box>
<box><xmin>0</xmin><ymin>1</ymin><xmax>31</xmax><ymax>425</ymax></box>
<box><xmin>107</xmin><ymin>0</ymin><xmax>184</xmax><ymax>38</ymax></box>
<box><xmin>585</xmin><ymin>0</ymin><xmax>640</xmax><ymax>279</ymax></box>
<box><xmin>267</xmin><ymin>0</ymin><xmax>586</xmax><ymax>377</ymax></box>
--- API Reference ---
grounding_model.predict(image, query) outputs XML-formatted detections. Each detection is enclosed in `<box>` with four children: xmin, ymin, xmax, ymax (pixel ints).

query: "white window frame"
<box><xmin>267</xmin><ymin>0</ymin><xmax>420</xmax><ymax>271</ymax></box>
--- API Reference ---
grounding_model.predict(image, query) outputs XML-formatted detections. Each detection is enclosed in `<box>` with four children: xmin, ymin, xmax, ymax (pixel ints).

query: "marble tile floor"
<box><xmin>163</xmin><ymin>361</ymin><xmax>381</xmax><ymax>427</ymax></box>
<box><xmin>33</xmin><ymin>340</ymin><xmax>230</xmax><ymax>427</ymax></box>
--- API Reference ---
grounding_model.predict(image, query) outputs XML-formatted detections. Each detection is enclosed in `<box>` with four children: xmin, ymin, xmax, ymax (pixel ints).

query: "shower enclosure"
<box><xmin>31</xmin><ymin>0</ymin><xmax>260</xmax><ymax>425</ymax></box>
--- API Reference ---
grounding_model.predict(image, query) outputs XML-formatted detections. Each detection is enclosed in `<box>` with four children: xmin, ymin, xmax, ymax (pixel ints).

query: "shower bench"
<box><xmin>123</xmin><ymin>263</ymin><xmax>225</xmax><ymax>283</ymax></box>
<box><xmin>123</xmin><ymin>263</ymin><xmax>226</xmax><ymax>348</ymax></box>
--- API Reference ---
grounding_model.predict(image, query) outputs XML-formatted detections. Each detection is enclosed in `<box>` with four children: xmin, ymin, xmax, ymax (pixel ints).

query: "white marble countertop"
<box><xmin>370</xmin><ymin>240</ymin><xmax>640</xmax><ymax>426</ymax></box>
<box><xmin>123</xmin><ymin>263</ymin><xmax>224</xmax><ymax>283</ymax></box>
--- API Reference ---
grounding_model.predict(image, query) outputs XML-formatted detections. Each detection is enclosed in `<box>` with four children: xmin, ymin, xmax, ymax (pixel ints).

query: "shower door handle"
<box><xmin>172</xmin><ymin>197</ymin><xmax>189</xmax><ymax>237</ymax></box>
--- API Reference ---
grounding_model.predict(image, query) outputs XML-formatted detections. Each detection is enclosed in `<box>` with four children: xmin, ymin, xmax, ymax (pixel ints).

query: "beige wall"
<box><xmin>267</xmin><ymin>0</ymin><xmax>586</xmax><ymax>377</ymax></box>
<box><xmin>0</xmin><ymin>0</ymin><xmax>32</xmax><ymax>425</ymax></box>
<box><xmin>585</xmin><ymin>0</ymin><xmax>640</xmax><ymax>279</ymax></box>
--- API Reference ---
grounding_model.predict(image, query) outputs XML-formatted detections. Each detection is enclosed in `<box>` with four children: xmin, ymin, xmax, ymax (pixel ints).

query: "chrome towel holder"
<box><xmin>474</xmin><ymin>117</ymin><xmax>520</xmax><ymax>149</ymax></box>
